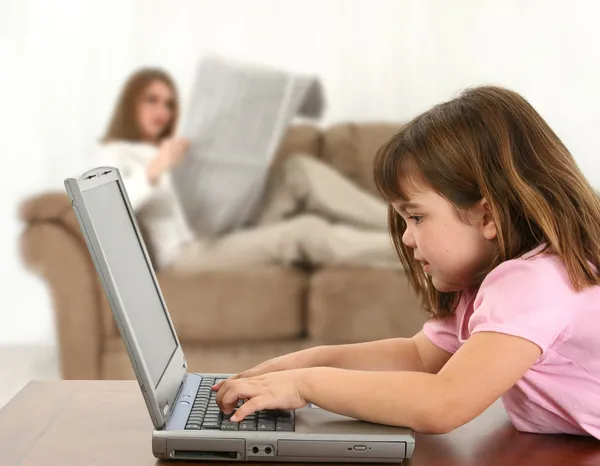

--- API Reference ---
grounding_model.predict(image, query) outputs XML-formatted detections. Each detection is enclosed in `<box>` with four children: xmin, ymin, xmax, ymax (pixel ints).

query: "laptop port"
<box><xmin>249</xmin><ymin>444</ymin><xmax>275</xmax><ymax>456</ymax></box>
<box><xmin>170</xmin><ymin>450</ymin><xmax>240</xmax><ymax>460</ymax></box>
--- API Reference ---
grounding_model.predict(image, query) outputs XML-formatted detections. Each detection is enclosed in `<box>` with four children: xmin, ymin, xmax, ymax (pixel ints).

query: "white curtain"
<box><xmin>1</xmin><ymin>0</ymin><xmax>599</xmax><ymax>344</ymax></box>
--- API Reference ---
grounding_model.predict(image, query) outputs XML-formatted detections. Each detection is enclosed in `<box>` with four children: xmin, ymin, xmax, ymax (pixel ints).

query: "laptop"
<box><xmin>64</xmin><ymin>166</ymin><xmax>415</xmax><ymax>462</ymax></box>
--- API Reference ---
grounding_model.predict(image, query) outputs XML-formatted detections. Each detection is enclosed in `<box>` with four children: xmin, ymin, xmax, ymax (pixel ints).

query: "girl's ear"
<box><xmin>478</xmin><ymin>198</ymin><xmax>498</xmax><ymax>241</ymax></box>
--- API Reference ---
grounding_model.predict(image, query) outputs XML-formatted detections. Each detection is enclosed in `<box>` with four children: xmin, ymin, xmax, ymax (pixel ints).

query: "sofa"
<box><xmin>18</xmin><ymin>122</ymin><xmax>428</xmax><ymax>380</ymax></box>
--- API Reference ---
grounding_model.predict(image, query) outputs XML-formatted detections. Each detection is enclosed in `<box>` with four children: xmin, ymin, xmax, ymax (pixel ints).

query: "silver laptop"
<box><xmin>64</xmin><ymin>166</ymin><xmax>415</xmax><ymax>462</ymax></box>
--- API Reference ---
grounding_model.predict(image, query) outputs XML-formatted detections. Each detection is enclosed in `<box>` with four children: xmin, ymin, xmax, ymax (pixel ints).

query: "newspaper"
<box><xmin>173</xmin><ymin>55</ymin><xmax>325</xmax><ymax>238</ymax></box>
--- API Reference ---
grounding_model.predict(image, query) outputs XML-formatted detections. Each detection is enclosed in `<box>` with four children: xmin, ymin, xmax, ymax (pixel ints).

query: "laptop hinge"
<box><xmin>164</xmin><ymin>371</ymin><xmax>187</xmax><ymax>422</ymax></box>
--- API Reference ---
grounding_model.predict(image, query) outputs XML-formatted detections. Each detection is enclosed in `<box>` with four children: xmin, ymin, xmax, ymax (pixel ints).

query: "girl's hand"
<box><xmin>211</xmin><ymin>348</ymin><xmax>323</xmax><ymax>392</ymax></box>
<box><xmin>213</xmin><ymin>369</ymin><xmax>311</xmax><ymax>421</ymax></box>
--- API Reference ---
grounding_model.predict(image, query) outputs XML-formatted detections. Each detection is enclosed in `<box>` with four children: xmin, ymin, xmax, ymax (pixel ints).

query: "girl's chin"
<box><xmin>431</xmin><ymin>276</ymin><xmax>462</xmax><ymax>292</ymax></box>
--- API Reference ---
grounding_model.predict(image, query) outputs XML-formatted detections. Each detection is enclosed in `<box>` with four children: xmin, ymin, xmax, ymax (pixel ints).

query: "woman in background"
<box><xmin>98</xmin><ymin>67</ymin><xmax>399</xmax><ymax>272</ymax></box>
<box><xmin>99</xmin><ymin>68</ymin><xmax>195</xmax><ymax>270</ymax></box>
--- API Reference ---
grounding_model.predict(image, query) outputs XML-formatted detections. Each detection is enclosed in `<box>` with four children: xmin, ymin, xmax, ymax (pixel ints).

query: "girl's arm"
<box><xmin>302</xmin><ymin>332</ymin><xmax>541</xmax><ymax>433</ymax></box>
<box><xmin>315</xmin><ymin>331</ymin><xmax>452</xmax><ymax>373</ymax></box>
<box><xmin>219</xmin><ymin>332</ymin><xmax>541</xmax><ymax>434</ymax></box>
<box><xmin>211</xmin><ymin>332</ymin><xmax>450</xmax><ymax>393</ymax></box>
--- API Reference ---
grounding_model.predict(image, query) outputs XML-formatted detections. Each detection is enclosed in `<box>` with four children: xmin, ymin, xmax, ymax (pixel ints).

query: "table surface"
<box><xmin>0</xmin><ymin>381</ymin><xmax>599</xmax><ymax>465</ymax></box>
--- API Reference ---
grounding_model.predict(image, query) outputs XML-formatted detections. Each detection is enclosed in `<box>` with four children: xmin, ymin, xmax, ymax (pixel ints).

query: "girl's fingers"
<box><xmin>231</xmin><ymin>397</ymin><xmax>267</xmax><ymax>422</ymax></box>
<box><xmin>217</xmin><ymin>380</ymin><xmax>260</xmax><ymax>414</ymax></box>
<box><xmin>212</xmin><ymin>374</ymin><xmax>240</xmax><ymax>391</ymax></box>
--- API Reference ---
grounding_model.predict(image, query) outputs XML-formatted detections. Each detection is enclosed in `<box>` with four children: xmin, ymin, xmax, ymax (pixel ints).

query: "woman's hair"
<box><xmin>374</xmin><ymin>86</ymin><xmax>600</xmax><ymax>318</ymax></box>
<box><xmin>102</xmin><ymin>67</ymin><xmax>179</xmax><ymax>143</ymax></box>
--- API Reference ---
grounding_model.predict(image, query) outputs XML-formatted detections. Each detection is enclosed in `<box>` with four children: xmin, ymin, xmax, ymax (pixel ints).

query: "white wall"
<box><xmin>1</xmin><ymin>0</ymin><xmax>599</xmax><ymax>344</ymax></box>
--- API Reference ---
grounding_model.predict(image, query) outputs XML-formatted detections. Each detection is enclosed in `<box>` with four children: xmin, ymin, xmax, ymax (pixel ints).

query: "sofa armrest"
<box><xmin>19</xmin><ymin>192</ymin><xmax>102</xmax><ymax>379</ymax></box>
<box><xmin>18</xmin><ymin>192</ymin><xmax>86</xmax><ymax>245</ymax></box>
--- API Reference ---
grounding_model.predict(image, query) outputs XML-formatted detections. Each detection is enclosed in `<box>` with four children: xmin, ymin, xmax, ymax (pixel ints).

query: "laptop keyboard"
<box><xmin>185</xmin><ymin>377</ymin><xmax>295</xmax><ymax>432</ymax></box>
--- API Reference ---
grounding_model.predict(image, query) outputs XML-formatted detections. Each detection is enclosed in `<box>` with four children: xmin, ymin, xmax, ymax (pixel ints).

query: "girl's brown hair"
<box><xmin>102</xmin><ymin>68</ymin><xmax>178</xmax><ymax>143</ymax></box>
<box><xmin>374</xmin><ymin>86</ymin><xmax>600</xmax><ymax>318</ymax></box>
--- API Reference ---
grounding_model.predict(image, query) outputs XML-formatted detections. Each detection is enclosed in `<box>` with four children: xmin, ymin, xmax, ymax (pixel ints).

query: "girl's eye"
<box><xmin>408</xmin><ymin>215</ymin><xmax>423</xmax><ymax>224</ymax></box>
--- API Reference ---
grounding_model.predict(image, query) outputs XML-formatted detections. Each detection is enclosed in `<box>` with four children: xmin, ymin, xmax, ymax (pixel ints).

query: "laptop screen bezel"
<box><xmin>64</xmin><ymin>166</ymin><xmax>187</xmax><ymax>429</ymax></box>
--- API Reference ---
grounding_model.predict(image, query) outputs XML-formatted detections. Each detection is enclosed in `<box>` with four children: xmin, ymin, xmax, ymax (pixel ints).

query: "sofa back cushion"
<box><xmin>273</xmin><ymin>124</ymin><xmax>322</xmax><ymax>165</ymax></box>
<box><xmin>320</xmin><ymin>123</ymin><xmax>401</xmax><ymax>197</ymax></box>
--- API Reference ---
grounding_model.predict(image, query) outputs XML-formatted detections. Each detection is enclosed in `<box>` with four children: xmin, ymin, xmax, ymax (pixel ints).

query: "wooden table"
<box><xmin>1</xmin><ymin>381</ymin><xmax>599</xmax><ymax>465</ymax></box>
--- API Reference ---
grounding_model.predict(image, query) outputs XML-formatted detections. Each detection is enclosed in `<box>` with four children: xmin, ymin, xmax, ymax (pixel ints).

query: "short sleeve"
<box><xmin>422</xmin><ymin>290</ymin><xmax>475</xmax><ymax>353</ymax></box>
<box><xmin>469</xmin><ymin>256</ymin><xmax>571</xmax><ymax>354</ymax></box>
<box><xmin>423</xmin><ymin>314</ymin><xmax>461</xmax><ymax>354</ymax></box>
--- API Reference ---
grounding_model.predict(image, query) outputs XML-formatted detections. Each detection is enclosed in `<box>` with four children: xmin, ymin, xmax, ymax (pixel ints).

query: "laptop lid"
<box><xmin>64</xmin><ymin>166</ymin><xmax>187</xmax><ymax>429</ymax></box>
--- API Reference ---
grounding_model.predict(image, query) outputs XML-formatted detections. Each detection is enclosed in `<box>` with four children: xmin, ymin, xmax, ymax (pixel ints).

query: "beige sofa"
<box><xmin>18</xmin><ymin>122</ymin><xmax>427</xmax><ymax>381</ymax></box>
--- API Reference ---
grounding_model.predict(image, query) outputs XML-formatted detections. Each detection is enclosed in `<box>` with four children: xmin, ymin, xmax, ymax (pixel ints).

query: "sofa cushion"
<box><xmin>308</xmin><ymin>267</ymin><xmax>427</xmax><ymax>343</ymax></box>
<box><xmin>101</xmin><ymin>265</ymin><xmax>308</xmax><ymax>343</ymax></box>
<box><xmin>321</xmin><ymin>123</ymin><xmax>400</xmax><ymax>196</ymax></box>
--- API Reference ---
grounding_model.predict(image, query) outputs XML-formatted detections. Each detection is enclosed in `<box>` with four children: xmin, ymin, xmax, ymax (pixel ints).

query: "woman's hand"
<box><xmin>146</xmin><ymin>137</ymin><xmax>190</xmax><ymax>184</ymax></box>
<box><xmin>212</xmin><ymin>347</ymin><xmax>324</xmax><ymax>391</ymax></box>
<box><xmin>214</xmin><ymin>369</ymin><xmax>312</xmax><ymax>421</ymax></box>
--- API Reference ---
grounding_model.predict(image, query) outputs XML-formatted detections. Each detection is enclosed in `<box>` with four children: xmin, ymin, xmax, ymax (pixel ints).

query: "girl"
<box><xmin>213</xmin><ymin>86</ymin><xmax>600</xmax><ymax>438</ymax></box>
<box><xmin>98</xmin><ymin>67</ymin><xmax>399</xmax><ymax>272</ymax></box>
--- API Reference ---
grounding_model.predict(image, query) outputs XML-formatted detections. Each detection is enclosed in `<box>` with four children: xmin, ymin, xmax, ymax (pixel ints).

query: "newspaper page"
<box><xmin>173</xmin><ymin>55</ymin><xmax>325</xmax><ymax>238</ymax></box>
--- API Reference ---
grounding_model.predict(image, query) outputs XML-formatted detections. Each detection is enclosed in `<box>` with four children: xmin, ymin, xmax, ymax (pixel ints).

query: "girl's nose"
<box><xmin>402</xmin><ymin>227</ymin><xmax>416</xmax><ymax>249</ymax></box>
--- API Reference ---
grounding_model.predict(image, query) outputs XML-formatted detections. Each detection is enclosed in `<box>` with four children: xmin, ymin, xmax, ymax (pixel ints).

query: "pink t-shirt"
<box><xmin>423</xmin><ymin>246</ymin><xmax>600</xmax><ymax>438</ymax></box>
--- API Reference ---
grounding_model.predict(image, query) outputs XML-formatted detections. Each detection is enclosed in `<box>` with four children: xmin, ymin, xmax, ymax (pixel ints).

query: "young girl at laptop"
<box><xmin>214</xmin><ymin>86</ymin><xmax>600</xmax><ymax>439</ymax></box>
<box><xmin>98</xmin><ymin>68</ymin><xmax>399</xmax><ymax>272</ymax></box>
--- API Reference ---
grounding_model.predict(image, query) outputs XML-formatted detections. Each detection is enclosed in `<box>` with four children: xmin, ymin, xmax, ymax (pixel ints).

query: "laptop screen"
<box><xmin>82</xmin><ymin>181</ymin><xmax>177</xmax><ymax>388</ymax></box>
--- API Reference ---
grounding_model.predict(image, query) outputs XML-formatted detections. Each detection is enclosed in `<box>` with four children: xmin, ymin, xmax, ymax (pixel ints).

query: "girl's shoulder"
<box><xmin>481</xmin><ymin>245</ymin><xmax>572</xmax><ymax>295</ymax></box>
<box><xmin>474</xmin><ymin>244</ymin><xmax>600</xmax><ymax>324</ymax></box>
<box><xmin>470</xmin><ymin>245</ymin><xmax>600</xmax><ymax>355</ymax></box>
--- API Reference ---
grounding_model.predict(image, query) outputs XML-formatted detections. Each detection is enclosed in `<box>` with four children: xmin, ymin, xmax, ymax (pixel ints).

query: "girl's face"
<box><xmin>137</xmin><ymin>80</ymin><xmax>175</xmax><ymax>142</ymax></box>
<box><xmin>392</xmin><ymin>185</ymin><xmax>498</xmax><ymax>292</ymax></box>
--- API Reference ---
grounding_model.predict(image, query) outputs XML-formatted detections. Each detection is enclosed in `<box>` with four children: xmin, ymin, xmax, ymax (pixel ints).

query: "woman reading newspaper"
<box><xmin>97</xmin><ymin>68</ymin><xmax>399</xmax><ymax>272</ymax></box>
